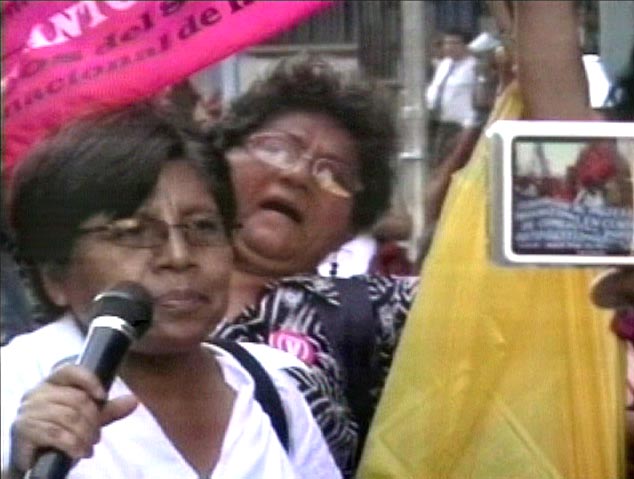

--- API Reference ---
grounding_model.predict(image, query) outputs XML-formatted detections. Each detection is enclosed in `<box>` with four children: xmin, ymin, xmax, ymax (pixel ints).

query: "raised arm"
<box><xmin>515</xmin><ymin>0</ymin><xmax>598</xmax><ymax>121</ymax></box>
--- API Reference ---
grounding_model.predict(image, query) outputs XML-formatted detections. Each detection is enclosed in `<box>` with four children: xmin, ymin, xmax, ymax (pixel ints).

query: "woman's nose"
<box><xmin>277</xmin><ymin>153</ymin><xmax>314</xmax><ymax>187</ymax></box>
<box><xmin>155</xmin><ymin>227</ymin><xmax>195</xmax><ymax>270</ymax></box>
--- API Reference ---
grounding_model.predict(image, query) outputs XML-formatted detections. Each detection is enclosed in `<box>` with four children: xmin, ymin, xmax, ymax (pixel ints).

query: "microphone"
<box><xmin>25</xmin><ymin>282</ymin><xmax>153</xmax><ymax>479</ymax></box>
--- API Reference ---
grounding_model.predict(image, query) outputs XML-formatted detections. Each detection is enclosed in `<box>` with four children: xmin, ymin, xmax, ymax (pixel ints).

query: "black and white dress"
<box><xmin>214</xmin><ymin>274</ymin><xmax>419</xmax><ymax>477</ymax></box>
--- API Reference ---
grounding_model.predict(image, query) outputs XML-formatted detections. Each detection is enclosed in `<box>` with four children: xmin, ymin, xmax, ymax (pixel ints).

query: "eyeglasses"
<box><xmin>239</xmin><ymin>131</ymin><xmax>363</xmax><ymax>198</ymax></box>
<box><xmin>78</xmin><ymin>215</ymin><xmax>229</xmax><ymax>249</ymax></box>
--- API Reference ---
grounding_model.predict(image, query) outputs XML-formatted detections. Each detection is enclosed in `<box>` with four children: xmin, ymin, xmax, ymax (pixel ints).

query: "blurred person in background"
<box><xmin>425</xmin><ymin>28</ymin><xmax>480</xmax><ymax>171</ymax></box>
<box><xmin>421</xmin><ymin>28</ymin><xmax>485</xmax><ymax>262</ymax></box>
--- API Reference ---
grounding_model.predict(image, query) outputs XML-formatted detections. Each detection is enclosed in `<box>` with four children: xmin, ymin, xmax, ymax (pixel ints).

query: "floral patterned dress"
<box><xmin>214</xmin><ymin>274</ymin><xmax>419</xmax><ymax>477</ymax></box>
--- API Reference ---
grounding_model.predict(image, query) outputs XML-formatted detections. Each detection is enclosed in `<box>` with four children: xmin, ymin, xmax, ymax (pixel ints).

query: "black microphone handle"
<box><xmin>24</xmin><ymin>453</ymin><xmax>72</xmax><ymax>479</ymax></box>
<box><xmin>26</xmin><ymin>327</ymin><xmax>135</xmax><ymax>479</ymax></box>
<box><xmin>76</xmin><ymin>326</ymin><xmax>134</xmax><ymax>391</ymax></box>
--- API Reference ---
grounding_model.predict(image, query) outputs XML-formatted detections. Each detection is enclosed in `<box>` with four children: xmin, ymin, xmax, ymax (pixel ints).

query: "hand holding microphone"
<box><xmin>11</xmin><ymin>282</ymin><xmax>152</xmax><ymax>479</ymax></box>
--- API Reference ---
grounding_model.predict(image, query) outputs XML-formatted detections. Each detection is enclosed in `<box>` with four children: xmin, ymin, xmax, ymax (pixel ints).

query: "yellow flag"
<box><xmin>358</xmin><ymin>83</ymin><xmax>626</xmax><ymax>479</ymax></box>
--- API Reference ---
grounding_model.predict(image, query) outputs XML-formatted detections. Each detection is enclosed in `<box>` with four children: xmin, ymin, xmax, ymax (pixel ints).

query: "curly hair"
<box><xmin>218</xmin><ymin>55</ymin><xmax>398</xmax><ymax>231</ymax></box>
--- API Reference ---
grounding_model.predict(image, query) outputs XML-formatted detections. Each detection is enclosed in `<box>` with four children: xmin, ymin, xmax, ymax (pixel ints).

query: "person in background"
<box><xmin>468</xmin><ymin>31</ymin><xmax>503</xmax><ymax>121</ymax></box>
<box><xmin>487</xmin><ymin>0</ymin><xmax>516</xmax><ymax>95</ymax></box>
<box><xmin>367</xmin><ymin>198</ymin><xmax>414</xmax><ymax>276</ymax></box>
<box><xmin>1</xmin><ymin>102</ymin><xmax>340</xmax><ymax>479</ymax></box>
<box><xmin>425</xmin><ymin>28</ymin><xmax>480</xmax><ymax>171</ymax></box>
<box><xmin>426</xmin><ymin>35</ymin><xmax>445</xmax><ymax>81</ymax></box>
<box><xmin>418</xmin><ymin>2</ymin><xmax>517</xmax><ymax>267</ymax></box>
<box><xmin>318</xmin><ymin>196</ymin><xmax>414</xmax><ymax>278</ymax></box>
<box><xmin>317</xmin><ymin>234</ymin><xmax>379</xmax><ymax>278</ymax></box>
<box><xmin>211</xmin><ymin>55</ymin><xmax>418</xmax><ymax>476</ymax></box>
<box><xmin>572</xmin><ymin>140</ymin><xmax>631</xmax><ymax>208</ymax></box>
<box><xmin>421</xmin><ymin>28</ymin><xmax>483</xmax><ymax>262</ymax></box>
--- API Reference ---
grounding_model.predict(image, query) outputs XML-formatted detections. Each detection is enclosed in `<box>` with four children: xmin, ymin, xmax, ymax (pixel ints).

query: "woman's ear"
<box><xmin>39</xmin><ymin>265</ymin><xmax>69</xmax><ymax>308</ymax></box>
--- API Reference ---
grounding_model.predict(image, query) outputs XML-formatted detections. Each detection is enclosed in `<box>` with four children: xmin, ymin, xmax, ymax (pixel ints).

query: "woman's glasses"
<box><xmin>78</xmin><ymin>215</ymin><xmax>229</xmax><ymax>248</ymax></box>
<box><xmin>239</xmin><ymin>131</ymin><xmax>363</xmax><ymax>198</ymax></box>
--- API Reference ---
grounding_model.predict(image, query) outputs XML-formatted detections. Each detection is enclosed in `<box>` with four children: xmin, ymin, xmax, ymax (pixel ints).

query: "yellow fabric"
<box><xmin>358</xmin><ymin>82</ymin><xmax>626</xmax><ymax>479</ymax></box>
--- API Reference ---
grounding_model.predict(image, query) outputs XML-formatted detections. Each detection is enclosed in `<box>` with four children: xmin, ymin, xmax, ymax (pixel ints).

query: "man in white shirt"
<box><xmin>421</xmin><ymin>29</ymin><xmax>482</xmax><ymax>261</ymax></box>
<box><xmin>426</xmin><ymin>28</ymin><xmax>480</xmax><ymax>169</ymax></box>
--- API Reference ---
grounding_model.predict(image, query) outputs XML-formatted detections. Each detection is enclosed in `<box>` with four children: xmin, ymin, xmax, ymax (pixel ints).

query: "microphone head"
<box><xmin>90</xmin><ymin>282</ymin><xmax>153</xmax><ymax>337</ymax></box>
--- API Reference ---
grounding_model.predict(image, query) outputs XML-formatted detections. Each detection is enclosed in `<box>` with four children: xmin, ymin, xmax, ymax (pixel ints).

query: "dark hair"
<box><xmin>218</xmin><ymin>55</ymin><xmax>397</xmax><ymax>231</ymax></box>
<box><xmin>8</xmin><ymin>101</ymin><xmax>236</xmax><ymax>314</ymax></box>
<box><xmin>442</xmin><ymin>28</ymin><xmax>473</xmax><ymax>45</ymax></box>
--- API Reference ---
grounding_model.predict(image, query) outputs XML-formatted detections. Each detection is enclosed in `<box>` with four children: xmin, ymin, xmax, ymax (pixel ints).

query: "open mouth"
<box><xmin>259</xmin><ymin>200</ymin><xmax>302</xmax><ymax>223</ymax></box>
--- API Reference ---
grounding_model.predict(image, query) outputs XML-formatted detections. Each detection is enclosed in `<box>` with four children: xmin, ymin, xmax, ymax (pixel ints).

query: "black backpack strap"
<box><xmin>326</xmin><ymin>277</ymin><xmax>378</xmax><ymax>462</ymax></box>
<box><xmin>213</xmin><ymin>340</ymin><xmax>290</xmax><ymax>452</ymax></box>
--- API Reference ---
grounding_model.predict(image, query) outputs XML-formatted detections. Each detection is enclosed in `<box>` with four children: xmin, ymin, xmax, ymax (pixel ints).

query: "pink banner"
<box><xmin>1</xmin><ymin>0</ymin><xmax>333</xmax><ymax>180</ymax></box>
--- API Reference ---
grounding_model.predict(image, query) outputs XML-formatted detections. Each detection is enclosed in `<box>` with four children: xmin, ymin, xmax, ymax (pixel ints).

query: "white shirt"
<box><xmin>426</xmin><ymin>55</ymin><xmax>479</xmax><ymax>127</ymax></box>
<box><xmin>317</xmin><ymin>234</ymin><xmax>378</xmax><ymax>278</ymax></box>
<box><xmin>582</xmin><ymin>54</ymin><xmax>611</xmax><ymax>108</ymax></box>
<box><xmin>1</xmin><ymin>317</ymin><xmax>341</xmax><ymax>479</ymax></box>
